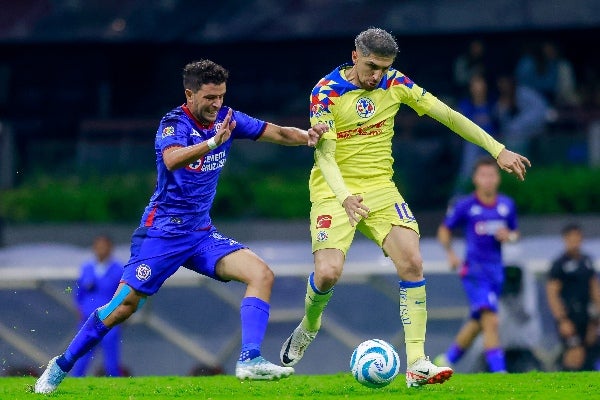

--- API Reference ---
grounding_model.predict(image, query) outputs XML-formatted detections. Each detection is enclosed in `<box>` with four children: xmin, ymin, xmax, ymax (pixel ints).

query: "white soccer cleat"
<box><xmin>280</xmin><ymin>325</ymin><xmax>317</xmax><ymax>367</ymax></box>
<box><xmin>34</xmin><ymin>356</ymin><xmax>67</xmax><ymax>394</ymax></box>
<box><xmin>406</xmin><ymin>356</ymin><xmax>453</xmax><ymax>388</ymax></box>
<box><xmin>235</xmin><ymin>356</ymin><xmax>294</xmax><ymax>380</ymax></box>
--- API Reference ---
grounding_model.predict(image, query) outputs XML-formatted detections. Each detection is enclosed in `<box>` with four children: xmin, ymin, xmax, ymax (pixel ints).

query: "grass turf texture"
<box><xmin>2</xmin><ymin>372</ymin><xmax>599</xmax><ymax>400</ymax></box>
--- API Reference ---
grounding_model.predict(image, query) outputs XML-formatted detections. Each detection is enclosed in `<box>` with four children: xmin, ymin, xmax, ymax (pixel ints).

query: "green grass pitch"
<box><xmin>2</xmin><ymin>372</ymin><xmax>599</xmax><ymax>400</ymax></box>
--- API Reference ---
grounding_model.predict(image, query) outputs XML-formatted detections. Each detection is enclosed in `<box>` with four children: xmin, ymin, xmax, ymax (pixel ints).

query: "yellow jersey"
<box><xmin>309</xmin><ymin>63</ymin><xmax>436</xmax><ymax>202</ymax></box>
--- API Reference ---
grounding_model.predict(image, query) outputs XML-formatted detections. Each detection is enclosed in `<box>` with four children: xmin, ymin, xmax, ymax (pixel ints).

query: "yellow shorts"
<box><xmin>310</xmin><ymin>186</ymin><xmax>420</xmax><ymax>255</ymax></box>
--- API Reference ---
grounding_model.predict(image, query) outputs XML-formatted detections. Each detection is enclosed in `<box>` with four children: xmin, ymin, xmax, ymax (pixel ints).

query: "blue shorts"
<box><xmin>121</xmin><ymin>226</ymin><xmax>246</xmax><ymax>295</ymax></box>
<box><xmin>460</xmin><ymin>261</ymin><xmax>504</xmax><ymax>320</ymax></box>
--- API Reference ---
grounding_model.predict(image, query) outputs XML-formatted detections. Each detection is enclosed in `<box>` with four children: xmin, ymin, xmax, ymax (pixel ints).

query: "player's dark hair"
<box><xmin>355</xmin><ymin>27</ymin><xmax>398</xmax><ymax>58</ymax></box>
<box><xmin>472</xmin><ymin>155</ymin><xmax>497</xmax><ymax>175</ymax></box>
<box><xmin>182</xmin><ymin>60</ymin><xmax>229</xmax><ymax>92</ymax></box>
<box><xmin>561</xmin><ymin>223</ymin><xmax>582</xmax><ymax>236</ymax></box>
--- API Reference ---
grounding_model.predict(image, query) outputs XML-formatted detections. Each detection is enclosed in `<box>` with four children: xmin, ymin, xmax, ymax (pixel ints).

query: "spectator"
<box><xmin>546</xmin><ymin>224</ymin><xmax>600</xmax><ymax>371</ymax></box>
<box><xmin>71</xmin><ymin>235</ymin><xmax>124</xmax><ymax>377</ymax></box>
<box><xmin>453</xmin><ymin>74</ymin><xmax>498</xmax><ymax>195</ymax></box>
<box><xmin>494</xmin><ymin>74</ymin><xmax>548</xmax><ymax>155</ymax></box>
<box><xmin>453</xmin><ymin>39</ymin><xmax>489</xmax><ymax>93</ymax></box>
<box><xmin>515</xmin><ymin>42</ymin><xmax>578</xmax><ymax>107</ymax></box>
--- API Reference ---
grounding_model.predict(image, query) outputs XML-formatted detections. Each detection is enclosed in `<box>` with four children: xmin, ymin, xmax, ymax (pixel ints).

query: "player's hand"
<box><xmin>446</xmin><ymin>250</ymin><xmax>461</xmax><ymax>271</ymax></box>
<box><xmin>558</xmin><ymin>318</ymin><xmax>576</xmax><ymax>338</ymax></box>
<box><xmin>215</xmin><ymin>108</ymin><xmax>236</xmax><ymax>145</ymax></box>
<box><xmin>342</xmin><ymin>195</ymin><xmax>370</xmax><ymax>227</ymax></box>
<box><xmin>496</xmin><ymin>148</ymin><xmax>531</xmax><ymax>181</ymax></box>
<box><xmin>307</xmin><ymin>123</ymin><xmax>329</xmax><ymax>147</ymax></box>
<box><xmin>495</xmin><ymin>227</ymin><xmax>511</xmax><ymax>242</ymax></box>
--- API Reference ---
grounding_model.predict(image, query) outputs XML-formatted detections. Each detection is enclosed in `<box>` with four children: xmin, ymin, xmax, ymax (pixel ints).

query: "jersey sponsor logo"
<box><xmin>190</xmin><ymin>129</ymin><xmax>202</xmax><ymax>137</ymax></box>
<box><xmin>186</xmin><ymin>149</ymin><xmax>227</xmax><ymax>172</ymax></box>
<box><xmin>336</xmin><ymin>119</ymin><xmax>385</xmax><ymax>139</ymax></box>
<box><xmin>356</xmin><ymin>97</ymin><xmax>375</xmax><ymax>118</ymax></box>
<box><xmin>316</xmin><ymin>230</ymin><xmax>328</xmax><ymax>242</ymax></box>
<box><xmin>162</xmin><ymin>126</ymin><xmax>175</xmax><ymax>138</ymax></box>
<box><xmin>474</xmin><ymin>219</ymin><xmax>507</xmax><ymax>236</ymax></box>
<box><xmin>316</xmin><ymin>214</ymin><xmax>332</xmax><ymax>229</ymax></box>
<box><xmin>135</xmin><ymin>264</ymin><xmax>151</xmax><ymax>281</ymax></box>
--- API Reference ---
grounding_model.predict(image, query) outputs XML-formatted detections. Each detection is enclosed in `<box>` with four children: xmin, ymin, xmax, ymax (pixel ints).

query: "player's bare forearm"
<box><xmin>258</xmin><ymin>124</ymin><xmax>327</xmax><ymax>146</ymax></box>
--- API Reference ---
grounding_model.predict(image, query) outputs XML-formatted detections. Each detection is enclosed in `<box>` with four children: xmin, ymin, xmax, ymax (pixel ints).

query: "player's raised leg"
<box><xmin>35</xmin><ymin>284</ymin><xmax>146</xmax><ymax>393</ymax></box>
<box><xmin>383</xmin><ymin>225</ymin><xmax>453</xmax><ymax>387</ymax></box>
<box><xmin>281</xmin><ymin>248</ymin><xmax>340</xmax><ymax>366</ymax></box>
<box><xmin>215</xmin><ymin>249</ymin><xmax>294</xmax><ymax>380</ymax></box>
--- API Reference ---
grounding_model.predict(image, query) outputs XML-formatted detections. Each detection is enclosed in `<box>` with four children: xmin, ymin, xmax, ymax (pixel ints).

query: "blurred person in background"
<box><xmin>453</xmin><ymin>74</ymin><xmax>499</xmax><ymax>195</ymax></box>
<box><xmin>435</xmin><ymin>156</ymin><xmax>519</xmax><ymax>373</ymax></box>
<box><xmin>71</xmin><ymin>235</ymin><xmax>123</xmax><ymax>377</ymax></box>
<box><xmin>35</xmin><ymin>59</ymin><xmax>327</xmax><ymax>394</ymax></box>
<box><xmin>546</xmin><ymin>224</ymin><xmax>600</xmax><ymax>371</ymax></box>
<box><xmin>494</xmin><ymin>74</ymin><xmax>548</xmax><ymax>155</ymax></box>
<box><xmin>515</xmin><ymin>42</ymin><xmax>578</xmax><ymax>108</ymax></box>
<box><xmin>453</xmin><ymin>39</ymin><xmax>490</xmax><ymax>94</ymax></box>
<box><xmin>280</xmin><ymin>27</ymin><xmax>530</xmax><ymax>389</ymax></box>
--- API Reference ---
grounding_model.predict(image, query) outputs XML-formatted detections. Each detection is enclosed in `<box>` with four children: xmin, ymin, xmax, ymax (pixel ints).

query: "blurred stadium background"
<box><xmin>1</xmin><ymin>0</ymin><xmax>599</xmax><ymax>377</ymax></box>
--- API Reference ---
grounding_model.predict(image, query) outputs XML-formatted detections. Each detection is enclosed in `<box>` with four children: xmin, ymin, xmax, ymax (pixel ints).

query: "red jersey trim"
<box><xmin>144</xmin><ymin>205</ymin><xmax>158</xmax><ymax>227</ymax></box>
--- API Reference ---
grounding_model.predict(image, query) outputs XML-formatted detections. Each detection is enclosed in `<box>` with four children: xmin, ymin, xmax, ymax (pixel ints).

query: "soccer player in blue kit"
<box><xmin>435</xmin><ymin>156</ymin><xmax>519</xmax><ymax>372</ymax></box>
<box><xmin>35</xmin><ymin>59</ymin><xmax>327</xmax><ymax>394</ymax></box>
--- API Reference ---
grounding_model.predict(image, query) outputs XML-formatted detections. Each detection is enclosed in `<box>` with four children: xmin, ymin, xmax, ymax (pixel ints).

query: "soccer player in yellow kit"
<box><xmin>280</xmin><ymin>28</ymin><xmax>530</xmax><ymax>388</ymax></box>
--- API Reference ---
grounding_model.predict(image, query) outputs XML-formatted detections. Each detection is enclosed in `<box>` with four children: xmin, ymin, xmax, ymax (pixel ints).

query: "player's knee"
<box><xmin>316</xmin><ymin>264</ymin><xmax>342</xmax><ymax>289</ymax></box>
<box><xmin>248</xmin><ymin>264</ymin><xmax>275</xmax><ymax>289</ymax></box>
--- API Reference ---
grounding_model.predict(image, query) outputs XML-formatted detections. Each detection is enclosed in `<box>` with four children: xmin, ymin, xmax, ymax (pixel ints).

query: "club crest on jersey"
<box><xmin>356</xmin><ymin>97</ymin><xmax>375</xmax><ymax>118</ymax></box>
<box><xmin>316</xmin><ymin>214</ymin><xmax>332</xmax><ymax>229</ymax></box>
<box><xmin>316</xmin><ymin>230</ymin><xmax>328</xmax><ymax>242</ymax></box>
<box><xmin>135</xmin><ymin>264</ymin><xmax>151</xmax><ymax>281</ymax></box>
<box><xmin>311</xmin><ymin>103</ymin><xmax>326</xmax><ymax>118</ymax></box>
<box><xmin>162</xmin><ymin>126</ymin><xmax>175</xmax><ymax>138</ymax></box>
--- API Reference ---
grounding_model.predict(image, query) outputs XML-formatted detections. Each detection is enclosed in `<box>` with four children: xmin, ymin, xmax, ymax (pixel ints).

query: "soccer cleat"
<box><xmin>235</xmin><ymin>356</ymin><xmax>294</xmax><ymax>380</ymax></box>
<box><xmin>34</xmin><ymin>356</ymin><xmax>67</xmax><ymax>394</ymax></box>
<box><xmin>406</xmin><ymin>356</ymin><xmax>453</xmax><ymax>388</ymax></box>
<box><xmin>280</xmin><ymin>325</ymin><xmax>317</xmax><ymax>367</ymax></box>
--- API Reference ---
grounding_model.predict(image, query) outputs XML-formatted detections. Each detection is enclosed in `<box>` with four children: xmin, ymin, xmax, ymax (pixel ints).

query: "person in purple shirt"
<box><xmin>453</xmin><ymin>74</ymin><xmax>499</xmax><ymax>195</ymax></box>
<box><xmin>71</xmin><ymin>235</ymin><xmax>123</xmax><ymax>377</ymax></box>
<box><xmin>435</xmin><ymin>156</ymin><xmax>519</xmax><ymax>373</ymax></box>
<box><xmin>35</xmin><ymin>59</ymin><xmax>327</xmax><ymax>394</ymax></box>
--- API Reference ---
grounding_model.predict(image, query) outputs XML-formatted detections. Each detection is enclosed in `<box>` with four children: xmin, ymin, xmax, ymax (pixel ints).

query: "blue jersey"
<box><xmin>444</xmin><ymin>193</ymin><xmax>517</xmax><ymax>266</ymax></box>
<box><xmin>75</xmin><ymin>259</ymin><xmax>123</xmax><ymax>317</ymax></box>
<box><xmin>139</xmin><ymin>105</ymin><xmax>267</xmax><ymax>234</ymax></box>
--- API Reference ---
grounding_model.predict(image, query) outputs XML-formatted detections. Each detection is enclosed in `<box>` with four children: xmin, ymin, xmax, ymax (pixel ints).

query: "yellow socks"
<box><xmin>399</xmin><ymin>280</ymin><xmax>427</xmax><ymax>365</ymax></box>
<box><xmin>301</xmin><ymin>272</ymin><xmax>333</xmax><ymax>332</ymax></box>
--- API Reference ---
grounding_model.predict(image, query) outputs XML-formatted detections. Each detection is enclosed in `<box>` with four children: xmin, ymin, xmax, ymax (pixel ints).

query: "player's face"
<box><xmin>473</xmin><ymin>164</ymin><xmax>500</xmax><ymax>195</ymax></box>
<box><xmin>185</xmin><ymin>83</ymin><xmax>226</xmax><ymax>124</ymax></box>
<box><xmin>563</xmin><ymin>230</ymin><xmax>583</xmax><ymax>254</ymax></box>
<box><xmin>351</xmin><ymin>50</ymin><xmax>394</xmax><ymax>90</ymax></box>
<box><xmin>93</xmin><ymin>237</ymin><xmax>112</xmax><ymax>262</ymax></box>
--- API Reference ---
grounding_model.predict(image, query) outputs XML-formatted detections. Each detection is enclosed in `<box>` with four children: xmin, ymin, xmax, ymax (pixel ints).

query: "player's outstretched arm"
<box><xmin>426</xmin><ymin>98</ymin><xmax>531</xmax><ymax>180</ymax></box>
<box><xmin>258</xmin><ymin>123</ymin><xmax>328</xmax><ymax>146</ymax></box>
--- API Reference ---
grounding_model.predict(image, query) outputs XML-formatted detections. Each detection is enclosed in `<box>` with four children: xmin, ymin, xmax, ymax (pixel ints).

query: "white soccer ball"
<box><xmin>350</xmin><ymin>338</ymin><xmax>401</xmax><ymax>388</ymax></box>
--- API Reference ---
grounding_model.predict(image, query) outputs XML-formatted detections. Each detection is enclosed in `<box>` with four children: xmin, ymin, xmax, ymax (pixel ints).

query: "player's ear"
<box><xmin>351</xmin><ymin>50</ymin><xmax>358</xmax><ymax>64</ymax></box>
<box><xmin>184</xmin><ymin>89</ymin><xmax>193</xmax><ymax>101</ymax></box>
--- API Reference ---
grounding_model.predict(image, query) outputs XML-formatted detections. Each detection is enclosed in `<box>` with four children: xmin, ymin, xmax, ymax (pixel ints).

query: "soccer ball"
<box><xmin>350</xmin><ymin>339</ymin><xmax>400</xmax><ymax>388</ymax></box>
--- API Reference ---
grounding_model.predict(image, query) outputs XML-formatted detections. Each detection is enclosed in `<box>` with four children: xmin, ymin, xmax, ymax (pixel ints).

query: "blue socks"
<box><xmin>485</xmin><ymin>348</ymin><xmax>506</xmax><ymax>372</ymax></box>
<box><xmin>238</xmin><ymin>297</ymin><xmax>270</xmax><ymax>362</ymax></box>
<box><xmin>56</xmin><ymin>311</ymin><xmax>110</xmax><ymax>372</ymax></box>
<box><xmin>446</xmin><ymin>342</ymin><xmax>465</xmax><ymax>364</ymax></box>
